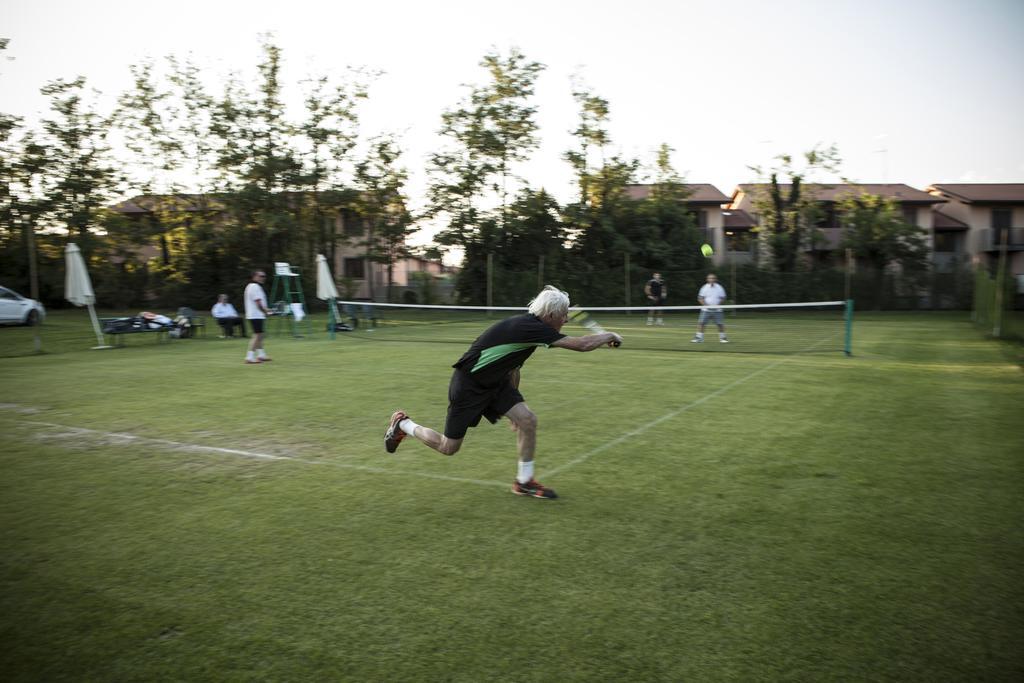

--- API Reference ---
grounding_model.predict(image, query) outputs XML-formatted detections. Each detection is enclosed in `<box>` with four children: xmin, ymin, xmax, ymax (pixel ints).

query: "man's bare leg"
<box><xmin>386</xmin><ymin>411</ymin><xmax>462</xmax><ymax>455</ymax></box>
<box><xmin>505</xmin><ymin>402</ymin><xmax>537</xmax><ymax>462</ymax></box>
<box><xmin>505</xmin><ymin>402</ymin><xmax>555</xmax><ymax>498</ymax></box>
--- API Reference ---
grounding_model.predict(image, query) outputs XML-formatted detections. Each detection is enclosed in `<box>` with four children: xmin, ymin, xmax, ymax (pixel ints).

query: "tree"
<box><xmin>748</xmin><ymin>145</ymin><xmax>842</xmax><ymax>272</ymax></box>
<box><xmin>354</xmin><ymin>135</ymin><xmax>416</xmax><ymax>302</ymax></box>
<box><xmin>838</xmin><ymin>191</ymin><xmax>930</xmax><ymax>307</ymax></box>
<box><xmin>636</xmin><ymin>143</ymin><xmax>702</xmax><ymax>272</ymax></box>
<box><xmin>427</xmin><ymin>49</ymin><xmax>545</xmax><ymax>243</ymax></box>
<box><xmin>206</xmin><ymin>36</ymin><xmax>308</xmax><ymax>276</ymax></box>
<box><xmin>295</xmin><ymin>67</ymin><xmax>373</xmax><ymax>272</ymax></box>
<box><xmin>477</xmin><ymin>50</ymin><xmax>545</xmax><ymax>224</ymax></box>
<box><xmin>37</xmin><ymin>77</ymin><xmax>120</xmax><ymax>254</ymax></box>
<box><xmin>561</xmin><ymin>80</ymin><xmax>643</xmax><ymax>302</ymax></box>
<box><xmin>563</xmin><ymin>78</ymin><xmax>610</xmax><ymax>210</ymax></box>
<box><xmin>0</xmin><ymin>57</ymin><xmax>42</xmax><ymax>301</ymax></box>
<box><xmin>427</xmin><ymin>48</ymin><xmax>546</xmax><ymax>302</ymax></box>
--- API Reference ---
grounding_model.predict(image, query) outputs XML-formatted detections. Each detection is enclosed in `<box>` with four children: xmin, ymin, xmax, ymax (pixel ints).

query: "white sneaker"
<box><xmin>720</xmin><ymin>337</ymin><xmax>729</xmax><ymax>343</ymax></box>
<box><xmin>646</xmin><ymin>319</ymin><xmax>653</xmax><ymax>326</ymax></box>
<box><xmin>691</xmin><ymin>337</ymin><xmax>703</xmax><ymax>343</ymax></box>
<box><xmin>656</xmin><ymin>320</ymin><xmax>664</xmax><ymax>326</ymax></box>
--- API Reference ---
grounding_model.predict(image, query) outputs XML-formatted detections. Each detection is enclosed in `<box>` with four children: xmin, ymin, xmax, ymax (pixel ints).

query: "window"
<box><xmin>725</xmin><ymin>229</ymin><xmax>752</xmax><ymax>252</ymax></box>
<box><xmin>816</xmin><ymin>204</ymin><xmax>838</xmax><ymax>228</ymax></box>
<box><xmin>341</xmin><ymin>209</ymin><xmax>365</xmax><ymax>236</ymax></box>
<box><xmin>687</xmin><ymin>209</ymin><xmax>707</xmax><ymax>228</ymax></box>
<box><xmin>932</xmin><ymin>231</ymin><xmax>959</xmax><ymax>253</ymax></box>
<box><xmin>901</xmin><ymin>206</ymin><xmax>917</xmax><ymax>226</ymax></box>
<box><xmin>344</xmin><ymin>258</ymin><xmax>365</xmax><ymax>279</ymax></box>
<box><xmin>991</xmin><ymin>208</ymin><xmax>1011</xmax><ymax>229</ymax></box>
<box><xmin>992</xmin><ymin>209</ymin><xmax>1012</xmax><ymax>247</ymax></box>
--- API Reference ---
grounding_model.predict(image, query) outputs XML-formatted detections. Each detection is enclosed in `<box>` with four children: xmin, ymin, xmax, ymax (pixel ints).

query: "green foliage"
<box><xmin>838</xmin><ymin>191</ymin><xmax>929</xmax><ymax>271</ymax></box>
<box><xmin>355</xmin><ymin>135</ymin><xmax>416</xmax><ymax>302</ymax></box>
<box><xmin>748</xmin><ymin>145</ymin><xmax>841</xmax><ymax>272</ymax></box>
<box><xmin>428</xmin><ymin>48</ymin><xmax>545</xmax><ymax>253</ymax></box>
<box><xmin>837</xmin><ymin>191</ymin><xmax>930</xmax><ymax>309</ymax></box>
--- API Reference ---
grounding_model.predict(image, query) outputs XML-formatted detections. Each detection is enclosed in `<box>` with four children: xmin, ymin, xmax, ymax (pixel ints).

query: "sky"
<box><xmin>2</xmin><ymin>0</ymin><xmax>1023</xmax><ymax>249</ymax></box>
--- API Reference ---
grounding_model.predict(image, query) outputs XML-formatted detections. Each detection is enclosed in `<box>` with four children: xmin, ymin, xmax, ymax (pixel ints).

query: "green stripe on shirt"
<box><xmin>471</xmin><ymin>342</ymin><xmax>549</xmax><ymax>373</ymax></box>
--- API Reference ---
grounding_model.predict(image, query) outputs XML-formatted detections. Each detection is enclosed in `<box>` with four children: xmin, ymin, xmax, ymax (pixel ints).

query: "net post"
<box><xmin>328</xmin><ymin>299</ymin><xmax>337</xmax><ymax>340</ymax></box>
<box><xmin>844</xmin><ymin>299</ymin><xmax>854</xmax><ymax>356</ymax></box>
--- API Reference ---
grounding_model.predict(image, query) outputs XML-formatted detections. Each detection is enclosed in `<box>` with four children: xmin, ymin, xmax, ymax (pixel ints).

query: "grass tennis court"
<box><xmin>1</xmin><ymin>311</ymin><xmax>1022</xmax><ymax>680</ymax></box>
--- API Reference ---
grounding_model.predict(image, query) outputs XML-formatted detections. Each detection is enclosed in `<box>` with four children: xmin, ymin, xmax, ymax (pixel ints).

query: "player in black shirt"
<box><xmin>644</xmin><ymin>272</ymin><xmax>667</xmax><ymax>325</ymax></box>
<box><xmin>384</xmin><ymin>286</ymin><xmax>622</xmax><ymax>499</ymax></box>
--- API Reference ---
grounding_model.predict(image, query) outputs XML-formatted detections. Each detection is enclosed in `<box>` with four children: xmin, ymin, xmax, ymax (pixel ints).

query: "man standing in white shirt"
<box><xmin>692</xmin><ymin>273</ymin><xmax>729</xmax><ymax>343</ymax></box>
<box><xmin>243</xmin><ymin>270</ymin><xmax>273</xmax><ymax>364</ymax></box>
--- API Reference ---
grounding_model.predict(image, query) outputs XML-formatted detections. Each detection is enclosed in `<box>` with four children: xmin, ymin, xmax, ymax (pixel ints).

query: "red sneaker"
<box><xmin>511</xmin><ymin>478</ymin><xmax>558</xmax><ymax>499</ymax></box>
<box><xmin>384</xmin><ymin>411</ymin><xmax>408</xmax><ymax>453</ymax></box>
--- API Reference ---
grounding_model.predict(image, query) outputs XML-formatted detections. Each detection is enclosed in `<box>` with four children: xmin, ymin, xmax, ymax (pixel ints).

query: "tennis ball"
<box><xmin>701</xmin><ymin>243</ymin><xmax>714</xmax><ymax>258</ymax></box>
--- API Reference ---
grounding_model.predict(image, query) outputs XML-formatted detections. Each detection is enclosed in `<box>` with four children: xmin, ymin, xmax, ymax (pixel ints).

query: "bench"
<box><xmin>100</xmin><ymin>318</ymin><xmax>171</xmax><ymax>346</ymax></box>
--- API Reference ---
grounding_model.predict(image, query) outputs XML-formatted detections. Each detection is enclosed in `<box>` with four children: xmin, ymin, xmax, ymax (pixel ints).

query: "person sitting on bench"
<box><xmin>211</xmin><ymin>293</ymin><xmax>246</xmax><ymax>338</ymax></box>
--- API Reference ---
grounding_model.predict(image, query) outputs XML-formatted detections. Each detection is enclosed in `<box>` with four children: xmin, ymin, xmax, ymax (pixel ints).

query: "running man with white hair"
<box><xmin>384</xmin><ymin>285</ymin><xmax>622</xmax><ymax>499</ymax></box>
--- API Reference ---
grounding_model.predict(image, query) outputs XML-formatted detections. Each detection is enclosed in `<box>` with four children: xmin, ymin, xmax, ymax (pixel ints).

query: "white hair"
<box><xmin>528</xmin><ymin>285</ymin><xmax>570</xmax><ymax>319</ymax></box>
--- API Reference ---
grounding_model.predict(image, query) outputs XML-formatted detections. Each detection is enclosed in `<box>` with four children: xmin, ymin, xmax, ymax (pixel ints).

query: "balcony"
<box><xmin>980</xmin><ymin>227</ymin><xmax>1024</xmax><ymax>251</ymax></box>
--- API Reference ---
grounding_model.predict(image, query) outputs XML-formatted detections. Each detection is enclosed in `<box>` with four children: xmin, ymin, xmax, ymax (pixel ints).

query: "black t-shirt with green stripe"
<box><xmin>452</xmin><ymin>314</ymin><xmax>566</xmax><ymax>387</ymax></box>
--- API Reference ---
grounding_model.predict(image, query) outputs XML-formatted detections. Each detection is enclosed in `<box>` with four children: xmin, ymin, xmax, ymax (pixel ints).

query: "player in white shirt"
<box><xmin>243</xmin><ymin>270</ymin><xmax>273</xmax><ymax>364</ymax></box>
<box><xmin>692</xmin><ymin>273</ymin><xmax>729</xmax><ymax>343</ymax></box>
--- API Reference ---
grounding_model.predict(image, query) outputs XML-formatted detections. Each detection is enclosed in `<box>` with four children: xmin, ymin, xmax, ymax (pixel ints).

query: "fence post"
<box><xmin>486</xmin><ymin>252</ymin><xmax>493</xmax><ymax>311</ymax></box>
<box><xmin>844</xmin><ymin>248</ymin><xmax>853</xmax><ymax>302</ymax></box>
<box><xmin>624</xmin><ymin>252</ymin><xmax>631</xmax><ymax>309</ymax></box>
<box><xmin>993</xmin><ymin>229</ymin><xmax>1009</xmax><ymax>337</ymax></box>
<box><xmin>731</xmin><ymin>255</ymin><xmax>737</xmax><ymax>316</ymax></box>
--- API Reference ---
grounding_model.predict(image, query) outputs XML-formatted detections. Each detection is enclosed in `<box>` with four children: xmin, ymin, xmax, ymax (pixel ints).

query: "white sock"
<box><xmin>719</xmin><ymin>332</ymin><xmax>726</xmax><ymax>339</ymax></box>
<box><xmin>246</xmin><ymin>351</ymin><xmax>255</xmax><ymax>360</ymax></box>
<box><xmin>517</xmin><ymin>460</ymin><xmax>534</xmax><ymax>484</ymax></box>
<box><xmin>399</xmin><ymin>418</ymin><xmax>420</xmax><ymax>436</ymax></box>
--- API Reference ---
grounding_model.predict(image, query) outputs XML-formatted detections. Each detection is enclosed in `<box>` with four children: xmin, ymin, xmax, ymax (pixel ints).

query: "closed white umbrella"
<box><xmin>316</xmin><ymin>254</ymin><xmax>342</xmax><ymax>338</ymax></box>
<box><xmin>315</xmin><ymin>254</ymin><xmax>339</xmax><ymax>300</ymax></box>
<box><xmin>65</xmin><ymin>243</ymin><xmax>110</xmax><ymax>349</ymax></box>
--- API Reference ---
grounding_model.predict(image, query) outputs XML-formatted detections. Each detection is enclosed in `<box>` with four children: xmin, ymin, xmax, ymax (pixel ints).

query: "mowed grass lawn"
<box><xmin>1</xmin><ymin>311</ymin><xmax>1022</xmax><ymax>681</ymax></box>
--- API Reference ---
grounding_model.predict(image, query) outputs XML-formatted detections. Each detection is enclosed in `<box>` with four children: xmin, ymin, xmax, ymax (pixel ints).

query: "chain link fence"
<box><xmin>458</xmin><ymin>256</ymin><xmax>976</xmax><ymax>310</ymax></box>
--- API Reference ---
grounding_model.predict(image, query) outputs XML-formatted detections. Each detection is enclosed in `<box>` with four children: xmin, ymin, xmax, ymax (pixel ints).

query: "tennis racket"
<box><xmin>569</xmin><ymin>309</ymin><xmax>621</xmax><ymax>347</ymax></box>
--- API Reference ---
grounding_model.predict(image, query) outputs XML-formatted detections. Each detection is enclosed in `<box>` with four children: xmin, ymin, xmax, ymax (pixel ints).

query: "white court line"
<box><xmin>15</xmin><ymin>420</ymin><xmax>507</xmax><ymax>489</ymax></box>
<box><xmin>545</xmin><ymin>337</ymin><xmax>835</xmax><ymax>478</ymax></box>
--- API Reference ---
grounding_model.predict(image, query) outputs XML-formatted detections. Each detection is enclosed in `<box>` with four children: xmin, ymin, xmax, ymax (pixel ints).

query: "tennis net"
<box><xmin>331</xmin><ymin>300</ymin><xmax>854</xmax><ymax>355</ymax></box>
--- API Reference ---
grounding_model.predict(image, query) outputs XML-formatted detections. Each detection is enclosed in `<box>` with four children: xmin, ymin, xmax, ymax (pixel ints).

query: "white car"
<box><xmin>0</xmin><ymin>286</ymin><xmax>46</xmax><ymax>325</ymax></box>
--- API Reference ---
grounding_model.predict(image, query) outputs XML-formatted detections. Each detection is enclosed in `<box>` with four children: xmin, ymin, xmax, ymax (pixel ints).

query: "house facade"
<box><xmin>727</xmin><ymin>183</ymin><xmax>948</xmax><ymax>268</ymax></box>
<box><xmin>925</xmin><ymin>184</ymin><xmax>1024</xmax><ymax>279</ymax></box>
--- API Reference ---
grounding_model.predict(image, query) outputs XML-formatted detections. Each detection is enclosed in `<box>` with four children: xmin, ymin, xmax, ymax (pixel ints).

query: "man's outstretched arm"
<box><xmin>551</xmin><ymin>332</ymin><xmax>622</xmax><ymax>352</ymax></box>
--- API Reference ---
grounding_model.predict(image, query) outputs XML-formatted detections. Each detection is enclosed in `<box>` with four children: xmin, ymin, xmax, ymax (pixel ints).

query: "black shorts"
<box><xmin>443</xmin><ymin>369</ymin><xmax>524</xmax><ymax>440</ymax></box>
<box><xmin>249</xmin><ymin>319</ymin><xmax>265</xmax><ymax>333</ymax></box>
